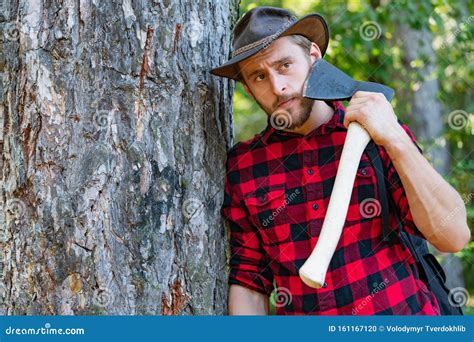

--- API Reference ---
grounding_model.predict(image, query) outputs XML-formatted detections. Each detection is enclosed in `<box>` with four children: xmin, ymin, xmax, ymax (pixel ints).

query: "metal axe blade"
<box><xmin>302</xmin><ymin>58</ymin><xmax>394</xmax><ymax>102</ymax></box>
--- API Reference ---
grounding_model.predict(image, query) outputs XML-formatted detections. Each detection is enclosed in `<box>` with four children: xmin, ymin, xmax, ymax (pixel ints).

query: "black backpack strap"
<box><xmin>388</xmin><ymin>191</ymin><xmax>463</xmax><ymax>315</ymax></box>
<box><xmin>366</xmin><ymin>140</ymin><xmax>463</xmax><ymax>315</ymax></box>
<box><xmin>365</xmin><ymin>141</ymin><xmax>395</xmax><ymax>246</ymax></box>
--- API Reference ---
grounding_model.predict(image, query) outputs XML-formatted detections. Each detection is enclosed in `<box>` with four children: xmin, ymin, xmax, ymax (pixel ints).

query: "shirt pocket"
<box><xmin>243</xmin><ymin>185</ymin><xmax>291</xmax><ymax>245</ymax></box>
<box><xmin>346</xmin><ymin>156</ymin><xmax>378</xmax><ymax>222</ymax></box>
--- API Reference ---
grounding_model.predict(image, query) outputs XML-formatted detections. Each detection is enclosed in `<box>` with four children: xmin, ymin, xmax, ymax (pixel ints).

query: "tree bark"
<box><xmin>0</xmin><ymin>0</ymin><xmax>238</xmax><ymax>315</ymax></box>
<box><xmin>396</xmin><ymin>25</ymin><xmax>449</xmax><ymax>174</ymax></box>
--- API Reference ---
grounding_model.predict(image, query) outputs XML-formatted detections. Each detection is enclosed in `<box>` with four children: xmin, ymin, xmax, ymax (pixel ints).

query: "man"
<box><xmin>211</xmin><ymin>6</ymin><xmax>470</xmax><ymax>315</ymax></box>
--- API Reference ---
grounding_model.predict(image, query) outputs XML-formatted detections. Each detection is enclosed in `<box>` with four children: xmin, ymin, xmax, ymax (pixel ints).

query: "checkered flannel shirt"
<box><xmin>222</xmin><ymin>100</ymin><xmax>440</xmax><ymax>315</ymax></box>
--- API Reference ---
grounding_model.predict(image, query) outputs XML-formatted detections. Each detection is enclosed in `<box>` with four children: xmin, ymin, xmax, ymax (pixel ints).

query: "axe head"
<box><xmin>302</xmin><ymin>58</ymin><xmax>394</xmax><ymax>102</ymax></box>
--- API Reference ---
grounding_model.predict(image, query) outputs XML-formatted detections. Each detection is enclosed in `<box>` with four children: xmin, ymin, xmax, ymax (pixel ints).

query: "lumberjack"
<box><xmin>211</xmin><ymin>6</ymin><xmax>470</xmax><ymax>315</ymax></box>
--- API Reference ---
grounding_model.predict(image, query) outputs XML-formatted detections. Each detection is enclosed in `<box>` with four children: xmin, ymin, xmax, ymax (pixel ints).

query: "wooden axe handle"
<box><xmin>299</xmin><ymin>122</ymin><xmax>371</xmax><ymax>288</ymax></box>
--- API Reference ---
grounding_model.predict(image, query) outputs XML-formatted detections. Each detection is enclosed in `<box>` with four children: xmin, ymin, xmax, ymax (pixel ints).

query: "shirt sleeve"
<box><xmin>221</xmin><ymin>158</ymin><xmax>274</xmax><ymax>297</ymax></box>
<box><xmin>381</xmin><ymin>120</ymin><xmax>425</xmax><ymax>239</ymax></box>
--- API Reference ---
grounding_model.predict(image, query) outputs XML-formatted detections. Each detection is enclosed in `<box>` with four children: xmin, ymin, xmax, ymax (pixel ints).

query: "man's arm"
<box><xmin>384</xmin><ymin>128</ymin><xmax>470</xmax><ymax>253</ymax></box>
<box><xmin>228</xmin><ymin>284</ymin><xmax>269</xmax><ymax>315</ymax></box>
<box><xmin>344</xmin><ymin>91</ymin><xmax>470</xmax><ymax>253</ymax></box>
<box><xmin>222</xmin><ymin>154</ymin><xmax>275</xmax><ymax>315</ymax></box>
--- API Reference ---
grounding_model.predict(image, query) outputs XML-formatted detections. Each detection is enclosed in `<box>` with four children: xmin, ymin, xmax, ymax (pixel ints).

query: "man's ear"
<box><xmin>309</xmin><ymin>42</ymin><xmax>322</xmax><ymax>64</ymax></box>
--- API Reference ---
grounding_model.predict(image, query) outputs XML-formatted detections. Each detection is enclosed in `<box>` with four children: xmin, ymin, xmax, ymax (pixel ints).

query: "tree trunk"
<box><xmin>0</xmin><ymin>0</ymin><xmax>238</xmax><ymax>315</ymax></box>
<box><xmin>397</xmin><ymin>25</ymin><xmax>449</xmax><ymax>174</ymax></box>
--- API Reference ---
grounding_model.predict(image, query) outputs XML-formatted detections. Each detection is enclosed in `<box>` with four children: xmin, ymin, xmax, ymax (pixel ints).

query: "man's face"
<box><xmin>238</xmin><ymin>36</ymin><xmax>321</xmax><ymax>129</ymax></box>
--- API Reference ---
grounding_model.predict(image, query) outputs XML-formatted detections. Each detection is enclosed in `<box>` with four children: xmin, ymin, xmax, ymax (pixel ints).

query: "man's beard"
<box><xmin>284</xmin><ymin>96</ymin><xmax>314</xmax><ymax>129</ymax></box>
<box><xmin>257</xmin><ymin>95</ymin><xmax>315</xmax><ymax>130</ymax></box>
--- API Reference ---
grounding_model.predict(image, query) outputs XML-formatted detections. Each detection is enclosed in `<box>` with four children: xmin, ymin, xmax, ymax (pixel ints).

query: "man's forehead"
<box><xmin>239</xmin><ymin>37</ymin><xmax>295</xmax><ymax>72</ymax></box>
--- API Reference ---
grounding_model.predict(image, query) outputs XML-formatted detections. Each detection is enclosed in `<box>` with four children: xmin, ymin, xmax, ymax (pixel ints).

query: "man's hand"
<box><xmin>344</xmin><ymin>90</ymin><xmax>403</xmax><ymax>146</ymax></box>
<box><xmin>228</xmin><ymin>285</ymin><xmax>269</xmax><ymax>315</ymax></box>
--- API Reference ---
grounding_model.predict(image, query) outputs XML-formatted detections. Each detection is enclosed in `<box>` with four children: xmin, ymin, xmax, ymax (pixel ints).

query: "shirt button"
<box><xmin>361</xmin><ymin>168</ymin><xmax>367</xmax><ymax>176</ymax></box>
<box><xmin>312</xmin><ymin>203</ymin><xmax>319</xmax><ymax>210</ymax></box>
<box><xmin>307</xmin><ymin>169</ymin><xmax>314</xmax><ymax>175</ymax></box>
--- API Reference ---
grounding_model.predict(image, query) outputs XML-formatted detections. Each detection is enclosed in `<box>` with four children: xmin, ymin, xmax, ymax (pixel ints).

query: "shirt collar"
<box><xmin>260</xmin><ymin>100</ymin><xmax>347</xmax><ymax>145</ymax></box>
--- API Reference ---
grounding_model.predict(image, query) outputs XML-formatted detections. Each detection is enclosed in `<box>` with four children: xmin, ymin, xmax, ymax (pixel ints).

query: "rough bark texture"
<box><xmin>0</xmin><ymin>0</ymin><xmax>239</xmax><ymax>315</ymax></box>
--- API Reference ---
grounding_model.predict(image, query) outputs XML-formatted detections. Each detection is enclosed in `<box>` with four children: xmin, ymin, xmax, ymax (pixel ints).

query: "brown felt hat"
<box><xmin>210</xmin><ymin>6</ymin><xmax>329</xmax><ymax>81</ymax></box>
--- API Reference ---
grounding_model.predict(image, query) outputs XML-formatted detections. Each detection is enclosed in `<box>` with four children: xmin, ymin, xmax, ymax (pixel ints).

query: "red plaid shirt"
<box><xmin>222</xmin><ymin>100</ymin><xmax>441</xmax><ymax>315</ymax></box>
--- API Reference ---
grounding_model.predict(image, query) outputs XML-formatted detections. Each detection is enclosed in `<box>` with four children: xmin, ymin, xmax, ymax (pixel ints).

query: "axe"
<box><xmin>298</xmin><ymin>58</ymin><xmax>394</xmax><ymax>289</ymax></box>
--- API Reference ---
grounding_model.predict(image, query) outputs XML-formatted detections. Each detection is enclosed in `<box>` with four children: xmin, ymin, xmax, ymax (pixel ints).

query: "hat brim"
<box><xmin>210</xmin><ymin>13</ymin><xmax>329</xmax><ymax>81</ymax></box>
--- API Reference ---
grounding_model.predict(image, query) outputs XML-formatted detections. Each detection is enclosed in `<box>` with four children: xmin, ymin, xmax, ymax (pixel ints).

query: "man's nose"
<box><xmin>269</xmin><ymin>74</ymin><xmax>287</xmax><ymax>98</ymax></box>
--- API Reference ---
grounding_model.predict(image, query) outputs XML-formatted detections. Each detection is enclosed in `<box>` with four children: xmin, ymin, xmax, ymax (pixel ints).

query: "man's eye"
<box><xmin>255</xmin><ymin>74</ymin><xmax>265</xmax><ymax>81</ymax></box>
<box><xmin>281</xmin><ymin>62</ymin><xmax>290</xmax><ymax>70</ymax></box>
